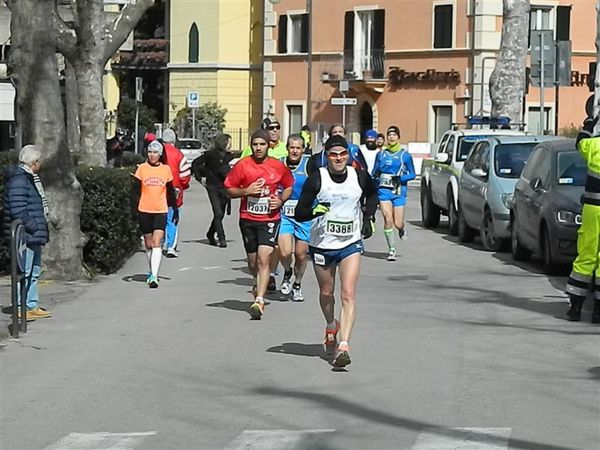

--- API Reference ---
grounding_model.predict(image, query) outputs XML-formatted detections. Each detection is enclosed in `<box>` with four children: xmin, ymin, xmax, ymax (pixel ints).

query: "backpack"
<box><xmin>191</xmin><ymin>153</ymin><xmax>207</xmax><ymax>182</ymax></box>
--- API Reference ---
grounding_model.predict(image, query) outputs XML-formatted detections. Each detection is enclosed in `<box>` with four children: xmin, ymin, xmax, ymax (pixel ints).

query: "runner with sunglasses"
<box><xmin>295</xmin><ymin>135</ymin><xmax>378</xmax><ymax>368</ymax></box>
<box><xmin>372</xmin><ymin>125</ymin><xmax>416</xmax><ymax>261</ymax></box>
<box><xmin>279</xmin><ymin>134</ymin><xmax>311</xmax><ymax>301</ymax></box>
<box><xmin>225</xmin><ymin>129</ymin><xmax>294</xmax><ymax>319</ymax></box>
<box><xmin>307</xmin><ymin>124</ymin><xmax>368</xmax><ymax>175</ymax></box>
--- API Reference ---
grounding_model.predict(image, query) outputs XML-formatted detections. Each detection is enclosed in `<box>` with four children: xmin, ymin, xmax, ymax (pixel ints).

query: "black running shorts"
<box><xmin>138</xmin><ymin>212</ymin><xmax>167</xmax><ymax>235</ymax></box>
<box><xmin>239</xmin><ymin>219</ymin><xmax>280</xmax><ymax>254</ymax></box>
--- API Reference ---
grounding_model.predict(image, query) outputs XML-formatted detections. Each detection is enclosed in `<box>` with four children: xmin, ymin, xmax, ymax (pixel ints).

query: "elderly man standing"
<box><xmin>3</xmin><ymin>145</ymin><xmax>51</xmax><ymax>321</ymax></box>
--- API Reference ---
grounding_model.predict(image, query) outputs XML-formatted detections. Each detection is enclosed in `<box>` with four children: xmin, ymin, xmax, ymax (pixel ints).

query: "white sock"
<box><xmin>150</xmin><ymin>247</ymin><xmax>162</xmax><ymax>277</ymax></box>
<box><xmin>146</xmin><ymin>250</ymin><xmax>152</xmax><ymax>271</ymax></box>
<box><xmin>255</xmin><ymin>296</ymin><xmax>264</xmax><ymax>304</ymax></box>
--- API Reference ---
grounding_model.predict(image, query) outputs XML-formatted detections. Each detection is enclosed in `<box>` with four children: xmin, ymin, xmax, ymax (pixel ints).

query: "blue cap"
<box><xmin>365</xmin><ymin>129</ymin><xmax>378</xmax><ymax>139</ymax></box>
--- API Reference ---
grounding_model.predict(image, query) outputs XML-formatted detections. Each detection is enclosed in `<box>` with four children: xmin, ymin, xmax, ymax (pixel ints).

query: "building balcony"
<box><xmin>112</xmin><ymin>39</ymin><xmax>168</xmax><ymax>70</ymax></box>
<box><xmin>343</xmin><ymin>48</ymin><xmax>386</xmax><ymax>81</ymax></box>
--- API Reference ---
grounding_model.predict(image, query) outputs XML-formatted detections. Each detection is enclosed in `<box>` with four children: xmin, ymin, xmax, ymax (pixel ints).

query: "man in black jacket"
<box><xmin>193</xmin><ymin>134</ymin><xmax>234</xmax><ymax>247</ymax></box>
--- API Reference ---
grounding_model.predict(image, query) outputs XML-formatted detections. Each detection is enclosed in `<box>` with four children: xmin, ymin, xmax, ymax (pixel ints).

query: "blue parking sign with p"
<box><xmin>187</xmin><ymin>91</ymin><xmax>199</xmax><ymax>108</ymax></box>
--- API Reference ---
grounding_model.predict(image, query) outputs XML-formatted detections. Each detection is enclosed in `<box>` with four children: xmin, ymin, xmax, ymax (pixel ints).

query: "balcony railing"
<box><xmin>343</xmin><ymin>48</ymin><xmax>385</xmax><ymax>80</ymax></box>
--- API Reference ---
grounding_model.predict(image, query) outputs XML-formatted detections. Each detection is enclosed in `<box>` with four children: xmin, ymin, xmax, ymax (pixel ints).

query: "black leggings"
<box><xmin>206</xmin><ymin>186</ymin><xmax>230</xmax><ymax>239</ymax></box>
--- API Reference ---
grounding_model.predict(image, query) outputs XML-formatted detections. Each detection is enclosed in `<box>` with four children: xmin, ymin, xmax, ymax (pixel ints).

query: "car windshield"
<box><xmin>556</xmin><ymin>151</ymin><xmax>587</xmax><ymax>186</ymax></box>
<box><xmin>179</xmin><ymin>140</ymin><xmax>201</xmax><ymax>149</ymax></box>
<box><xmin>457</xmin><ymin>136</ymin><xmax>489</xmax><ymax>161</ymax></box>
<box><xmin>494</xmin><ymin>143</ymin><xmax>537</xmax><ymax>178</ymax></box>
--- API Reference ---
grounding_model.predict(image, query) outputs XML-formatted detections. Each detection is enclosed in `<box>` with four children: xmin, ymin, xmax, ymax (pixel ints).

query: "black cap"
<box><xmin>324</xmin><ymin>135</ymin><xmax>349</xmax><ymax>151</ymax></box>
<box><xmin>261</xmin><ymin>117</ymin><xmax>281</xmax><ymax>129</ymax></box>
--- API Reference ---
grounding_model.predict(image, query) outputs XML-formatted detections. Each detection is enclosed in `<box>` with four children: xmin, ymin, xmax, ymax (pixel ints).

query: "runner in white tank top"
<box><xmin>295</xmin><ymin>135</ymin><xmax>378</xmax><ymax>368</ymax></box>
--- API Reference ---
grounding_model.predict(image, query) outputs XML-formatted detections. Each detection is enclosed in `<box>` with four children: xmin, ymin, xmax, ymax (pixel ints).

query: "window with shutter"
<box><xmin>188</xmin><ymin>23</ymin><xmax>199</xmax><ymax>63</ymax></box>
<box><xmin>343</xmin><ymin>11</ymin><xmax>354</xmax><ymax>76</ymax></box>
<box><xmin>278</xmin><ymin>14</ymin><xmax>288</xmax><ymax>54</ymax></box>
<box><xmin>433</xmin><ymin>4</ymin><xmax>452</xmax><ymax>49</ymax></box>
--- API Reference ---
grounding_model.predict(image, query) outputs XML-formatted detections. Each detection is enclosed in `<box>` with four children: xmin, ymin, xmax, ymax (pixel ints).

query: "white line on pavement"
<box><xmin>179</xmin><ymin>265</ymin><xmax>223</xmax><ymax>271</ymax></box>
<box><xmin>411</xmin><ymin>427</ymin><xmax>512</xmax><ymax>450</ymax></box>
<box><xmin>45</xmin><ymin>431</ymin><xmax>157</xmax><ymax>450</ymax></box>
<box><xmin>223</xmin><ymin>429</ymin><xmax>336</xmax><ymax>450</ymax></box>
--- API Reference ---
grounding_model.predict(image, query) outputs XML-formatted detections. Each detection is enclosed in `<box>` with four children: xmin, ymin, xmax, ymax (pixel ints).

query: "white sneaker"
<box><xmin>166</xmin><ymin>248</ymin><xmax>178</xmax><ymax>258</ymax></box>
<box><xmin>387</xmin><ymin>248</ymin><xmax>397</xmax><ymax>261</ymax></box>
<box><xmin>399</xmin><ymin>228</ymin><xmax>408</xmax><ymax>241</ymax></box>
<box><xmin>292</xmin><ymin>284</ymin><xmax>304</xmax><ymax>302</ymax></box>
<box><xmin>281</xmin><ymin>278</ymin><xmax>292</xmax><ymax>295</ymax></box>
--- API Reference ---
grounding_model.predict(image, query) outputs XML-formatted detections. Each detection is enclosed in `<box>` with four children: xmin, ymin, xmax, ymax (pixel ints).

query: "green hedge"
<box><xmin>0</xmin><ymin>154</ymin><xmax>141</xmax><ymax>275</ymax></box>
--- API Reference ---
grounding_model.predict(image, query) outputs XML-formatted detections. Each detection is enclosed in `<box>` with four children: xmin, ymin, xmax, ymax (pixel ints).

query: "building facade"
<box><xmin>167</xmin><ymin>0</ymin><xmax>263</xmax><ymax>136</ymax></box>
<box><xmin>264</xmin><ymin>0</ymin><xmax>596</xmax><ymax>147</ymax></box>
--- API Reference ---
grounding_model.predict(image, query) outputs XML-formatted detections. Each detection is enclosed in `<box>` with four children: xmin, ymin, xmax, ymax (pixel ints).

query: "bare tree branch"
<box><xmin>54</xmin><ymin>1</ymin><xmax>77</xmax><ymax>59</ymax></box>
<box><xmin>103</xmin><ymin>0</ymin><xmax>154</xmax><ymax>62</ymax></box>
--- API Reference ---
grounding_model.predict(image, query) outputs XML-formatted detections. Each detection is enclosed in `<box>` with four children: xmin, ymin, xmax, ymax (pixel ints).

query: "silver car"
<box><xmin>457</xmin><ymin>135</ymin><xmax>561</xmax><ymax>251</ymax></box>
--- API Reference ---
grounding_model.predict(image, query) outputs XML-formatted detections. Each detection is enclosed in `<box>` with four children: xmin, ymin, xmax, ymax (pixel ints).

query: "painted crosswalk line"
<box><xmin>411</xmin><ymin>427</ymin><xmax>512</xmax><ymax>450</ymax></box>
<box><xmin>223</xmin><ymin>429</ymin><xmax>335</xmax><ymax>450</ymax></box>
<box><xmin>45</xmin><ymin>431</ymin><xmax>157</xmax><ymax>450</ymax></box>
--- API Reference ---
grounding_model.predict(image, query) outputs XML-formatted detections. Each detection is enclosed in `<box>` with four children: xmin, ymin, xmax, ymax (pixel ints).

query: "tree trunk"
<box><xmin>55</xmin><ymin>0</ymin><xmax>155</xmax><ymax>166</ymax></box>
<box><xmin>65</xmin><ymin>60</ymin><xmax>80</xmax><ymax>154</ymax></box>
<box><xmin>489</xmin><ymin>0</ymin><xmax>530</xmax><ymax>125</ymax></box>
<box><xmin>7</xmin><ymin>0</ymin><xmax>85</xmax><ymax>280</ymax></box>
<box><xmin>74</xmin><ymin>61</ymin><xmax>107</xmax><ymax>166</ymax></box>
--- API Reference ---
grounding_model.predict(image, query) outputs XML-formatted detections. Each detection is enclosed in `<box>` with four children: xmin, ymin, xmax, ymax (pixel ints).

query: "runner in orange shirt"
<box><xmin>134</xmin><ymin>140</ymin><xmax>179</xmax><ymax>288</ymax></box>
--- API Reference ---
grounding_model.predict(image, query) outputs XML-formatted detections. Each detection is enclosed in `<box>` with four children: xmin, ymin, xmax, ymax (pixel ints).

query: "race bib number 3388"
<box><xmin>326</xmin><ymin>219</ymin><xmax>354</xmax><ymax>237</ymax></box>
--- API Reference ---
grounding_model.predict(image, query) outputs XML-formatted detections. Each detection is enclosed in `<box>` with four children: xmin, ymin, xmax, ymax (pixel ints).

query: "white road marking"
<box><xmin>45</xmin><ymin>432</ymin><xmax>157</xmax><ymax>450</ymax></box>
<box><xmin>411</xmin><ymin>427</ymin><xmax>511</xmax><ymax>450</ymax></box>
<box><xmin>179</xmin><ymin>265</ymin><xmax>223</xmax><ymax>272</ymax></box>
<box><xmin>223</xmin><ymin>429</ymin><xmax>335</xmax><ymax>450</ymax></box>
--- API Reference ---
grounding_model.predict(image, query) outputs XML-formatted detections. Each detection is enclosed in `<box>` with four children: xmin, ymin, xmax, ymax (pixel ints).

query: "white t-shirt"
<box><xmin>359</xmin><ymin>145</ymin><xmax>380</xmax><ymax>175</ymax></box>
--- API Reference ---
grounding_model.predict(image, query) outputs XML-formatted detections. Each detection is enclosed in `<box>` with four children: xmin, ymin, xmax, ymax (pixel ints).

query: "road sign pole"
<box><xmin>540</xmin><ymin>32</ymin><xmax>545</xmax><ymax>134</ymax></box>
<box><xmin>192</xmin><ymin>108</ymin><xmax>196</xmax><ymax>139</ymax></box>
<box><xmin>342</xmin><ymin>92</ymin><xmax>346</xmax><ymax>129</ymax></box>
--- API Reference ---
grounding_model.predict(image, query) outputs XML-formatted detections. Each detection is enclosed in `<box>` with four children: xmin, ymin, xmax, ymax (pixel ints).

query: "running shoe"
<box><xmin>324</xmin><ymin>320</ymin><xmax>340</xmax><ymax>355</ymax></box>
<box><xmin>146</xmin><ymin>272</ymin><xmax>151</xmax><ymax>284</ymax></box>
<box><xmin>267</xmin><ymin>275</ymin><xmax>277</xmax><ymax>292</ymax></box>
<box><xmin>399</xmin><ymin>228</ymin><xmax>408</xmax><ymax>241</ymax></box>
<box><xmin>333</xmin><ymin>342</ymin><xmax>351</xmax><ymax>368</ymax></box>
<box><xmin>281</xmin><ymin>273</ymin><xmax>292</xmax><ymax>295</ymax></box>
<box><xmin>148</xmin><ymin>275</ymin><xmax>159</xmax><ymax>289</ymax></box>
<box><xmin>292</xmin><ymin>283</ymin><xmax>304</xmax><ymax>302</ymax></box>
<box><xmin>387</xmin><ymin>248</ymin><xmax>397</xmax><ymax>261</ymax></box>
<box><xmin>166</xmin><ymin>248</ymin><xmax>178</xmax><ymax>258</ymax></box>
<box><xmin>249</xmin><ymin>301</ymin><xmax>265</xmax><ymax>320</ymax></box>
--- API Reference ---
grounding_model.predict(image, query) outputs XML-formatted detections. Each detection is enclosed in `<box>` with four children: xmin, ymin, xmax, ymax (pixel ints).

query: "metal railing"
<box><xmin>10</xmin><ymin>219</ymin><xmax>27</xmax><ymax>337</ymax></box>
<box><xmin>343</xmin><ymin>48</ymin><xmax>385</xmax><ymax>80</ymax></box>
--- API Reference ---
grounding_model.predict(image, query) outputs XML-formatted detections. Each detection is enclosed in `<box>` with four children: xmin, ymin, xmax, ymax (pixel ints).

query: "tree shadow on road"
<box><xmin>252</xmin><ymin>386</ymin><xmax>579</xmax><ymax>450</ymax></box>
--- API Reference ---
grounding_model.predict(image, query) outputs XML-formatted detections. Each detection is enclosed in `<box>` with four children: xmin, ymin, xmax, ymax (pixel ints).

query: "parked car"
<box><xmin>177</xmin><ymin>138</ymin><xmax>204</xmax><ymax>162</ymax></box>
<box><xmin>421</xmin><ymin>122</ymin><xmax>525</xmax><ymax>235</ymax></box>
<box><xmin>510</xmin><ymin>139</ymin><xmax>586</xmax><ymax>274</ymax></box>
<box><xmin>457</xmin><ymin>135</ymin><xmax>561</xmax><ymax>250</ymax></box>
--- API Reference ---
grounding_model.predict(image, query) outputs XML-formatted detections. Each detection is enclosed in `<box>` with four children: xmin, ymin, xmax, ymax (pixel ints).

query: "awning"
<box><xmin>0</xmin><ymin>82</ymin><xmax>15</xmax><ymax>121</ymax></box>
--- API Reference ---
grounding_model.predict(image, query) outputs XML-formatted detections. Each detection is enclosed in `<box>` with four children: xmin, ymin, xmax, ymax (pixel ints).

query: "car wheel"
<box><xmin>510</xmin><ymin>216</ymin><xmax>531</xmax><ymax>261</ymax></box>
<box><xmin>421</xmin><ymin>182</ymin><xmax>440</xmax><ymax>228</ymax></box>
<box><xmin>447</xmin><ymin>190</ymin><xmax>458</xmax><ymax>236</ymax></box>
<box><xmin>457</xmin><ymin>207</ymin><xmax>475</xmax><ymax>243</ymax></box>
<box><xmin>541</xmin><ymin>224</ymin><xmax>560</xmax><ymax>275</ymax></box>
<box><xmin>480</xmin><ymin>210</ymin><xmax>506</xmax><ymax>252</ymax></box>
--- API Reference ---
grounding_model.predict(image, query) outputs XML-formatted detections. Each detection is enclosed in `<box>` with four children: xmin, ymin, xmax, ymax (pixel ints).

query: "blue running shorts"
<box><xmin>280</xmin><ymin>215</ymin><xmax>311</xmax><ymax>242</ymax></box>
<box><xmin>378</xmin><ymin>185</ymin><xmax>408</xmax><ymax>207</ymax></box>
<box><xmin>309</xmin><ymin>240</ymin><xmax>364</xmax><ymax>267</ymax></box>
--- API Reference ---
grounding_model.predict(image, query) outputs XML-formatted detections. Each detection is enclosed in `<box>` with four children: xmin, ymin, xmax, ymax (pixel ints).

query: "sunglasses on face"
<box><xmin>268</xmin><ymin>125</ymin><xmax>281</xmax><ymax>131</ymax></box>
<box><xmin>327</xmin><ymin>150</ymin><xmax>349</xmax><ymax>158</ymax></box>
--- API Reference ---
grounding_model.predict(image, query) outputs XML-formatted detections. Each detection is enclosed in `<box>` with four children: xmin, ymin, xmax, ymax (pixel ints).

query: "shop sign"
<box><xmin>388</xmin><ymin>68</ymin><xmax>461</xmax><ymax>86</ymax></box>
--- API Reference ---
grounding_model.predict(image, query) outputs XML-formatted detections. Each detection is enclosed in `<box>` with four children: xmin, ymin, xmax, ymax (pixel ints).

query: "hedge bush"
<box><xmin>0</xmin><ymin>154</ymin><xmax>141</xmax><ymax>275</ymax></box>
<box><xmin>77</xmin><ymin>165</ymin><xmax>141</xmax><ymax>275</ymax></box>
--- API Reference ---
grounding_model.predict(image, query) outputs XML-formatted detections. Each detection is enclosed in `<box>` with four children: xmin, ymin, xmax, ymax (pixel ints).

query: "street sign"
<box><xmin>187</xmin><ymin>91</ymin><xmax>199</xmax><ymax>108</ymax></box>
<box><xmin>339</xmin><ymin>80</ymin><xmax>350</xmax><ymax>93</ymax></box>
<box><xmin>331</xmin><ymin>97</ymin><xmax>357</xmax><ymax>106</ymax></box>
<box><xmin>135</xmin><ymin>77</ymin><xmax>143</xmax><ymax>102</ymax></box>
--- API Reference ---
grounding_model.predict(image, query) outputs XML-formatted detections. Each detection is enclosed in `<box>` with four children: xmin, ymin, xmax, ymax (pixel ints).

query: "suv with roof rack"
<box><xmin>420</xmin><ymin>117</ymin><xmax>526</xmax><ymax>235</ymax></box>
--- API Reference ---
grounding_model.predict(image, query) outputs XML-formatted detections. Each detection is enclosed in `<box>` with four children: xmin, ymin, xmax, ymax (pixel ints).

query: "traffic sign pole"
<box><xmin>342</xmin><ymin>92</ymin><xmax>346</xmax><ymax>129</ymax></box>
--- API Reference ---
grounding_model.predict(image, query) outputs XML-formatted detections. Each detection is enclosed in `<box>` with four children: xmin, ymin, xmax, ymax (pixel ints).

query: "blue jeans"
<box><xmin>165</xmin><ymin>206</ymin><xmax>181</xmax><ymax>250</ymax></box>
<box><xmin>17</xmin><ymin>245</ymin><xmax>42</xmax><ymax>309</ymax></box>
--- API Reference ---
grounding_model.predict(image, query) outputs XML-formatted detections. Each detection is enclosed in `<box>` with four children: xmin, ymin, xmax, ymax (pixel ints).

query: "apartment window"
<box><xmin>188</xmin><ymin>23</ymin><xmax>199</xmax><ymax>63</ymax></box>
<box><xmin>527</xmin><ymin>106</ymin><xmax>552</xmax><ymax>134</ymax></box>
<box><xmin>287</xmin><ymin>104</ymin><xmax>304</xmax><ymax>136</ymax></box>
<box><xmin>343</xmin><ymin>9</ymin><xmax>385</xmax><ymax>79</ymax></box>
<box><xmin>278</xmin><ymin>13</ymin><xmax>308</xmax><ymax>54</ymax></box>
<box><xmin>530</xmin><ymin>6</ymin><xmax>553</xmax><ymax>31</ymax></box>
<box><xmin>433</xmin><ymin>4</ymin><xmax>453</xmax><ymax>49</ymax></box>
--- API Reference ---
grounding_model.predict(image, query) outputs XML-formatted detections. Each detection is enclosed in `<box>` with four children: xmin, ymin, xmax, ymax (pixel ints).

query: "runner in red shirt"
<box><xmin>224</xmin><ymin>129</ymin><xmax>294</xmax><ymax>319</ymax></box>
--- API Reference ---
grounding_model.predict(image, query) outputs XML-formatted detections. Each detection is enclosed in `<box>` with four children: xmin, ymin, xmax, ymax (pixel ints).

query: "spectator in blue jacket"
<box><xmin>3</xmin><ymin>145</ymin><xmax>51</xmax><ymax>321</ymax></box>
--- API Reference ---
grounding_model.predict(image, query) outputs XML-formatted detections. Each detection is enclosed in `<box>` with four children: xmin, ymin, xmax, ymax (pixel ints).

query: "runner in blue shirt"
<box><xmin>372</xmin><ymin>125</ymin><xmax>416</xmax><ymax>261</ymax></box>
<box><xmin>307</xmin><ymin>124</ymin><xmax>367</xmax><ymax>175</ymax></box>
<box><xmin>279</xmin><ymin>135</ymin><xmax>312</xmax><ymax>301</ymax></box>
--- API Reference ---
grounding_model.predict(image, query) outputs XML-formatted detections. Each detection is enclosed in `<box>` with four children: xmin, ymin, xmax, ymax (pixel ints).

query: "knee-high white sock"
<box><xmin>146</xmin><ymin>250</ymin><xmax>152</xmax><ymax>271</ymax></box>
<box><xmin>150</xmin><ymin>247</ymin><xmax>162</xmax><ymax>277</ymax></box>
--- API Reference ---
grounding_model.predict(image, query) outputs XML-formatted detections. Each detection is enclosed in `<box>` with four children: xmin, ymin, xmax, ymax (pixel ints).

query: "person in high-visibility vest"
<box><xmin>565</xmin><ymin>115</ymin><xmax>600</xmax><ymax>323</ymax></box>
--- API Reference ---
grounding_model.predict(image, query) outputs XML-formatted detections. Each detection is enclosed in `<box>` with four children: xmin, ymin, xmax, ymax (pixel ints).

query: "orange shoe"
<box><xmin>323</xmin><ymin>320</ymin><xmax>340</xmax><ymax>355</ymax></box>
<box><xmin>333</xmin><ymin>342</ymin><xmax>351</xmax><ymax>368</ymax></box>
<box><xmin>249</xmin><ymin>301</ymin><xmax>264</xmax><ymax>320</ymax></box>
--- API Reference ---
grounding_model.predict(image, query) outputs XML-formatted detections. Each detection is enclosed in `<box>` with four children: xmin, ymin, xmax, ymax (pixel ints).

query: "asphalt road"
<box><xmin>1</xmin><ymin>184</ymin><xmax>599</xmax><ymax>450</ymax></box>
